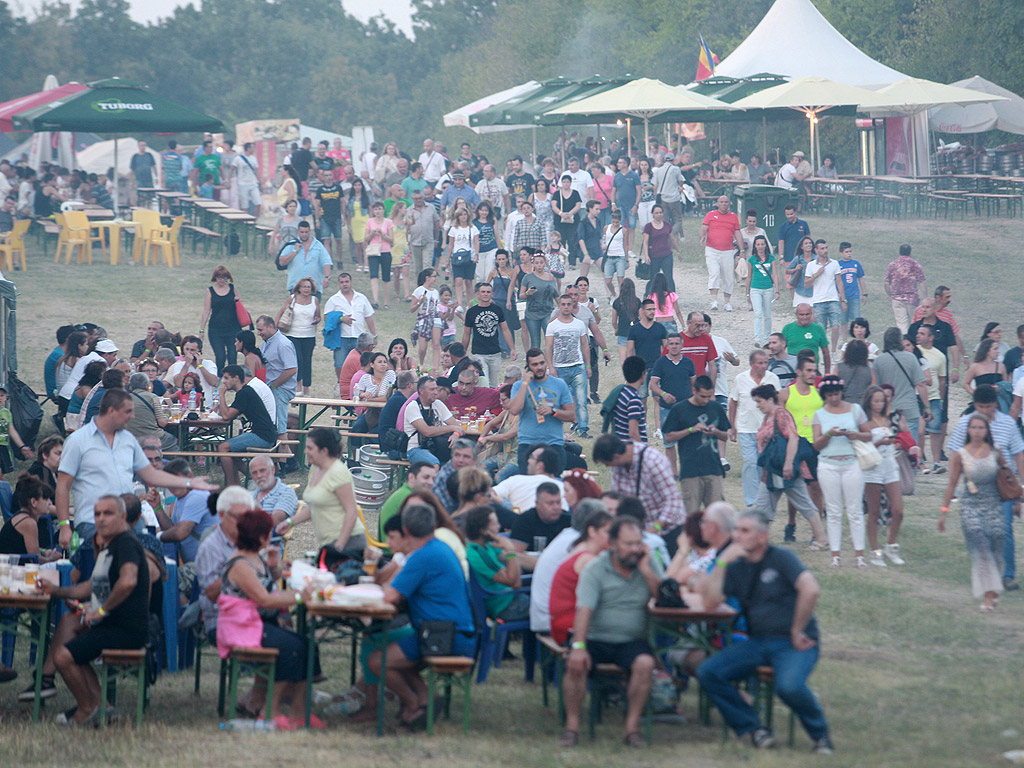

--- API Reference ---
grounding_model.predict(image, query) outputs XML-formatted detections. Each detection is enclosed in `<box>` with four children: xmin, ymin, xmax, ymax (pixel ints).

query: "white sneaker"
<box><xmin>883</xmin><ymin>543</ymin><xmax>905</xmax><ymax>565</ymax></box>
<box><xmin>869</xmin><ymin>550</ymin><xmax>887</xmax><ymax>567</ymax></box>
<box><xmin>627</xmin><ymin>250</ymin><xmax>637</xmax><ymax>259</ymax></box>
<box><xmin>724</xmin><ymin>303</ymin><xmax>734</xmax><ymax>312</ymax></box>
<box><xmin>654</xmin><ymin>428</ymin><xmax>663</xmax><ymax>441</ymax></box>
<box><xmin>710</xmin><ymin>300</ymin><xmax>719</xmax><ymax>311</ymax></box>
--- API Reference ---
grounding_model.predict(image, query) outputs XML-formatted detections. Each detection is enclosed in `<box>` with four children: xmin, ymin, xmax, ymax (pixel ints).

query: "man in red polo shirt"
<box><xmin>700</xmin><ymin>195</ymin><xmax>745</xmax><ymax>312</ymax></box>
<box><xmin>681</xmin><ymin>310</ymin><xmax>718</xmax><ymax>386</ymax></box>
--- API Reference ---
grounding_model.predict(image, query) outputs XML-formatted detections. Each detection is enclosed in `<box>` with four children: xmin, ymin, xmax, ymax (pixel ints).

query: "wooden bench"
<box><xmin>424</xmin><ymin>655</ymin><xmax>475</xmax><ymax>735</ymax></box>
<box><xmin>98</xmin><ymin>648</ymin><xmax>148</xmax><ymax>727</ymax></box>
<box><xmin>378</xmin><ymin>458</ymin><xmax>411</xmax><ymax>490</ymax></box>
<box><xmin>750</xmin><ymin>665</ymin><xmax>798</xmax><ymax>747</ymax></box>
<box><xmin>538</xmin><ymin>635</ymin><xmax>568</xmax><ymax>710</ymax></box>
<box><xmin>182</xmin><ymin>224</ymin><xmax>223</xmax><ymax>256</ymax></box>
<box><xmin>927</xmin><ymin>193</ymin><xmax>969</xmax><ymax>219</ymax></box>
<box><xmin>967</xmin><ymin>192</ymin><xmax>1023</xmax><ymax>217</ymax></box>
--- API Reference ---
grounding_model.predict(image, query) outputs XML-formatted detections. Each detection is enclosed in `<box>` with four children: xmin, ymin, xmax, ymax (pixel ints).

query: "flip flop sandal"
<box><xmin>558</xmin><ymin>729</ymin><xmax>579</xmax><ymax>747</ymax></box>
<box><xmin>623</xmin><ymin>731</ymin><xmax>648</xmax><ymax>748</ymax></box>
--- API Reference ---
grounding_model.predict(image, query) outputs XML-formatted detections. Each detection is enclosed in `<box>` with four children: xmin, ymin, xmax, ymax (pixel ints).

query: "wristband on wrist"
<box><xmin>97</xmin><ymin>606</ymin><xmax>106</xmax><ymax>617</ymax></box>
<box><xmin>940</xmin><ymin>506</ymin><xmax>949</xmax><ymax>512</ymax></box>
<box><xmin>57</xmin><ymin>519</ymin><xmax>70</xmax><ymax>527</ymax></box>
<box><xmin>652</xmin><ymin>522</ymin><xmax>663</xmax><ymax>532</ymax></box>
<box><xmin>288</xmin><ymin>518</ymin><xmax>295</xmax><ymax>528</ymax></box>
<box><xmin>571</xmin><ymin>641</ymin><xmax>587</xmax><ymax>650</ymax></box>
<box><xmin>715</xmin><ymin>557</ymin><xmax>729</xmax><ymax>569</ymax></box>
<box><xmin>294</xmin><ymin>593</ymin><xmax>303</xmax><ymax>605</ymax></box>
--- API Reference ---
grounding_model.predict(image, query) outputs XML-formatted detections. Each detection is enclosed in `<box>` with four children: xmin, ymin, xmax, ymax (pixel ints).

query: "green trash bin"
<box><xmin>732</xmin><ymin>184</ymin><xmax>798</xmax><ymax>250</ymax></box>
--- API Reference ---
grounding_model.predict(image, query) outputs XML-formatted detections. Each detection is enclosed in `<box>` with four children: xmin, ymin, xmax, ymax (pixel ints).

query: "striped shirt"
<box><xmin>948</xmin><ymin>411</ymin><xmax>1024</xmax><ymax>476</ymax></box>
<box><xmin>612</xmin><ymin>385</ymin><xmax>647</xmax><ymax>443</ymax></box>
<box><xmin>911</xmin><ymin>306</ymin><xmax>960</xmax><ymax>337</ymax></box>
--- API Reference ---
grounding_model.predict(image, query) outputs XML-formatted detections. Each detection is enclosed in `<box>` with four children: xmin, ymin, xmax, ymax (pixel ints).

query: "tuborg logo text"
<box><xmin>92</xmin><ymin>99</ymin><xmax>154</xmax><ymax>113</ymax></box>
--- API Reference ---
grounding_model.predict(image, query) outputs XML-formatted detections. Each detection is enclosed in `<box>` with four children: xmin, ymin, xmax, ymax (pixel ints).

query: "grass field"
<box><xmin>1</xmin><ymin>211</ymin><xmax>1023</xmax><ymax>766</ymax></box>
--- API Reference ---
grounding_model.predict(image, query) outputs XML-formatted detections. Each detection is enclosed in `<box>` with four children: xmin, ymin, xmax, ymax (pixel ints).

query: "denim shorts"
<box><xmin>227</xmin><ymin>432</ymin><xmax>276</xmax><ymax>451</ymax></box>
<box><xmin>925</xmin><ymin>398</ymin><xmax>943</xmax><ymax>434</ymax></box>
<box><xmin>621</xmin><ymin>209</ymin><xmax>638</xmax><ymax>229</ymax></box>
<box><xmin>813</xmin><ymin>300</ymin><xmax>842</xmax><ymax>329</ymax></box>
<box><xmin>603</xmin><ymin>255</ymin><xmax>627</xmax><ymax>278</ymax></box>
<box><xmin>841</xmin><ymin>296</ymin><xmax>861</xmax><ymax>324</ymax></box>
<box><xmin>617</xmin><ymin>335</ymin><xmax>629</xmax><ymax>347</ymax></box>
<box><xmin>319</xmin><ymin>217</ymin><xmax>343</xmax><ymax>239</ymax></box>
<box><xmin>453</xmin><ymin>261</ymin><xmax>475</xmax><ymax>280</ymax></box>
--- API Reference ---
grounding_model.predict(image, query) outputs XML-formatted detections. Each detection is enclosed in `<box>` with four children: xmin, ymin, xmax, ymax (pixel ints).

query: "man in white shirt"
<box><xmin>492</xmin><ymin>444</ymin><xmax>568</xmax><ymax>513</ymax></box>
<box><xmin>323</xmin><ymin>272</ymin><xmax>377</xmax><ymax>376</ymax></box>
<box><xmin>545</xmin><ymin>295</ymin><xmax>592</xmax><ymax>438</ymax></box>
<box><xmin>503</xmin><ymin>197</ymin><xmax>526</xmax><ymax>250</ymax></box>
<box><xmin>528</xmin><ymin>497</ymin><xmax>605</xmax><ymax>633</ymax></box>
<box><xmin>166</xmin><ymin>335</ymin><xmax>219</xmax><ymax>403</ymax></box>
<box><xmin>704</xmin><ymin>313</ymin><xmax>738</xmax><ymax>472</ymax></box>
<box><xmin>403</xmin><ymin>376</ymin><xmax>463</xmax><ymax>466</ymax></box>
<box><xmin>474</xmin><ymin>164</ymin><xmax>509</xmax><ymax>221</ymax></box>
<box><xmin>803</xmin><ymin>239</ymin><xmax>845</xmax><ymax>356</ymax></box>
<box><xmin>654</xmin><ymin>154</ymin><xmax>686</xmax><ymax>236</ymax></box>
<box><xmin>728</xmin><ymin>349</ymin><xmax>780</xmax><ymax>507</ymax></box>
<box><xmin>562</xmin><ymin>156</ymin><xmax>594</xmax><ymax>204</ymax></box>
<box><xmin>418</xmin><ymin>138</ymin><xmax>448</xmax><ymax>185</ymax></box>
<box><xmin>232</xmin><ymin>142</ymin><xmax>261</xmax><ymax>216</ymax></box>
<box><xmin>243</xmin><ymin>366</ymin><xmax>276</xmax><ymax>426</ymax></box>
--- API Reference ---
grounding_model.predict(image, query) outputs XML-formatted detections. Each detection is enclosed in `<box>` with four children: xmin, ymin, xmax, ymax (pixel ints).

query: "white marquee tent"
<box><xmin>714</xmin><ymin>0</ymin><xmax>907</xmax><ymax>88</ymax></box>
<box><xmin>929</xmin><ymin>76</ymin><xmax>1024</xmax><ymax>136</ymax></box>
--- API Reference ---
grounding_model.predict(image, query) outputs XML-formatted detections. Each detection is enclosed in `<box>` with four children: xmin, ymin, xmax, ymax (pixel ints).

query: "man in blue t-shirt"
<box><xmin>509</xmin><ymin>348</ymin><xmax>576</xmax><ymax>474</ymax></box>
<box><xmin>370</xmin><ymin>504</ymin><xmax>475</xmax><ymax>729</ymax></box>
<box><xmin>776</xmin><ymin>204</ymin><xmax>810</xmax><ymax>262</ymax></box>
<box><xmin>836</xmin><ymin>241</ymin><xmax>866</xmax><ymax>324</ymax></box>
<box><xmin>626</xmin><ymin>300</ymin><xmax>668</xmax><ymax>400</ymax></box>
<box><xmin>612</xmin><ymin>157</ymin><xmax>641</xmax><ymax>254</ymax></box>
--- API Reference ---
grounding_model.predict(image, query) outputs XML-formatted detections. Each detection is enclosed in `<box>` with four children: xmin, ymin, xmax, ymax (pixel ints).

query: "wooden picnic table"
<box><xmin>291</xmin><ymin>397</ymin><xmax>385</xmax><ymax>466</ymax></box>
<box><xmin>0</xmin><ymin>592</ymin><xmax>53</xmax><ymax>722</ymax></box>
<box><xmin>298</xmin><ymin>600</ymin><xmax>396</xmax><ymax>734</ymax></box>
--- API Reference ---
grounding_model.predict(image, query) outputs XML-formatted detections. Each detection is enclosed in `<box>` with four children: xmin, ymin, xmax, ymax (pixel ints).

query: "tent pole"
<box><xmin>113</xmin><ymin>137</ymin><xmax>119</xmax><ymax>214</ymax></box>
<box><xmin>626</xmin><ymin>118</ymin><xmax>631</xmax><ymax>156</ymax></box>
<box><xmin>644</xmin><ymin>117</ymin><xmax>650</xmax><ymax>159</ymax></box>
<box><xmin>762</xmin><ymin>116</ymin><xmax>767</xmax><ymax>161</ymax></box>
<box><xmin>532</xmin><ymin>126</ymin><xmax>537</xmax><ymax>167</ymax></box>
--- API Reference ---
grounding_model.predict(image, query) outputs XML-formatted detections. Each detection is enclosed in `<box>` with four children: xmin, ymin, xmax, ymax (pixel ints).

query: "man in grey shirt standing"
<box><xmin>257</xmin><ymin>315</ymin><xmax>299</xmax><ymax>472</ymax></box>
<box><xmin>405</xmin><ymin>191</ymin><xmax>440</xmax><ymax>278</ymax></box>
<box><xmin>873</xmin><ymin>326</ymin><xmax>930</xmax><ymax>438</ymax></box>
<box><xmin>559</xmin><ymin>516</ymin><xmax>662</xmax><ymax>748</ymax></box>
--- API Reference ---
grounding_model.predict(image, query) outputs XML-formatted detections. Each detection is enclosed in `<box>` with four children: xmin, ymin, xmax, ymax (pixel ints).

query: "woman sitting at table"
<box><xmin>478</xmin><ymin>385</ymin><xmax>519</xmax><ymax>482</ymax></box>
<box><xmin>235</xmin><ymin>330</ymin><xmax>266</xmax><ymax>381</ymax></box>
<box><xmin>464</xmin><ymin>505</ymin><xmax>530</xmax><ymax>621</ymax></box>
<box><xmin>350</xmin><ymin>351</ymin><xmax>395</xmax><ymax>450</ymax></box>
<box><xmin>548</xmin><ymin>508</ymin><xmax>613</xmax><ymax>644</ymax></box>
<box><xmin>279</xmin><ymin>427</ymin><xmax>365</xmax><ymax>554</ymax></box>
<box><xmin>664</xmin><ymin>510</ymin><xmax>717</xmax><ymax>590</ymax></box>
<box><xmin>0</xmin><ymin>473</ymin><xmax>60</xmax><ymax>561</ymax></box>
<box><xmin>219</xmin><ymin>509</ymin><xmax>320</xmax><ymax>729</ymax></box>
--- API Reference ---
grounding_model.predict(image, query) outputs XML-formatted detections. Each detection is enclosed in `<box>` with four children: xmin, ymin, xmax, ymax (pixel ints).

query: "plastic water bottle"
<box><xmin>70</xmin><ymin>531</ymin><xmax>80</xmax><ymax>556</ymax></box>
<box><xmin>220</xmin><ymin>718</ymin><xmax>276</xmax><ymax>732</ymax></box>
<box><xmin>188</xmin><ymin>391</ymin><xmax>198</xmax><ymax>412</ymax></box>
<box><xmin>211</xmin><ymin>389</ymin><xmax>220</xmax><ymax>411</ymax></box>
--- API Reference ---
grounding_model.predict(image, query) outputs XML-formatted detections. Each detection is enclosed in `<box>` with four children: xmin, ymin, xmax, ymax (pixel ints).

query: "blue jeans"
<box><xmin>750</xmin><ymin>287</ymin><xmax>774</xmax><ymax>345</ymax></box>
<box><xmin>842</xmin><ymin>295</ymin><xmax>861</xmax><ymax>324</ymax></box>
<box><xmin>408</xmin><ymin>446</ymin><xmax>440</xmax><ymax>466</ymax></box>
<box><xmin>812</xmin><ymin>300</ymin><xmax>842</xmax><ymax>330</ymax></box>
<box><xmin>1003</xmin><ymin>500</ymin><xmax>1016</xmax><ymax>581</ymax></box>
<box><xmin>333</xmin><ymin>336</ymin><xmax>358</xmax><ymax>368</ymax></box>
<box><xmin>556</xmin><ymin>364</ymin><xmax>589</xmax><ymax>434</ymax></box>
<box><xmin>227</xmin><ymin>432</ymin><xmax>275</xmax><ymax>451</ymax></box>
<box><xmin>738</xmin><ymin>432</ymin><xmax>761</xmax><ymax>507</ymax></box>
<box><xmin>697</xmin><ymin>636</ymin><xmax>829</xmax><ymax>741</ymax></box>
<box><xmin>524</xmin><ymin>317</ymin><xmax>545</xmax><ymax>350</ymax></box>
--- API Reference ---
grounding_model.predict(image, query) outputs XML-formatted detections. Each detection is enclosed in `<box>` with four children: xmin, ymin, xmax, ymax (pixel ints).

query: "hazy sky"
<box><xmin>10</xmin><ymin>0</ymin><xmax>415</xmax><ymax>32</ymax></box>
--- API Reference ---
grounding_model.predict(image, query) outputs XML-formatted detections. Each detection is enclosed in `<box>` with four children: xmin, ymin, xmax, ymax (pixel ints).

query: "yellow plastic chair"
<box><xmin>130</xmin><ymin>209</ymin><xmax>162</xmax><ymax>263</ymax></box>
<box><xmin>0</xmin><ymin>219</ymin><xmax>31</xmax><ymax>272</ymax></box>
<box><xmin>145</xmin><ymin>215</ymin><xmax>183</xmax><ymax>266</ymax></box>
<box><xmin>56</xmin><ymin>213</ymin><xmax>91</xmax><ymax>264</ymax></box>
<box><xmin>64</xmin><ymin>210</ymin><xmax>106</xmax><ymax>263</ymax></box>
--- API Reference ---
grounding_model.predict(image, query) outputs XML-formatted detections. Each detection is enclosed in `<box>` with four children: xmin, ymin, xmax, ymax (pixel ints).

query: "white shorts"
<box><xmin>238</xmin><ymin>183</ymin><xmax>260</xmax><ymax>207</ymax></box>
<box><xmin>705</xmin><ymin>247</ymin><xmax>735</xmax><ymax>293</ymax></box>
<box><xmin>862</xmin><ymin>455</ymin><xmax>900</xmax><ymax>486</ymax></box>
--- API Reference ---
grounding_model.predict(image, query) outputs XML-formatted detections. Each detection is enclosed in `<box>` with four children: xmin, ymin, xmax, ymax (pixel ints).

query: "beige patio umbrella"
<box><xmin>731</xmin><ymin>76</ymin><xmax>882</xmax><ymax>170</ymax></box>
<box><xmin>543</xmin><ymin>77</ymin><xmax>737</xmax><ymax>153</ymax></box>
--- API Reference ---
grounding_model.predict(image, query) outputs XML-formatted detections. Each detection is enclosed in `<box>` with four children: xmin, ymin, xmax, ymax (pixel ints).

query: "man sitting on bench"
<box><xmin>40</xmin><ymin>494</ymin><xmax>150</xmax><ymax>727</ymax></box>
<box><xmin>214</xmin><ymin>364</ymin><xmax>279</xmax><ymax>485</ymax></box>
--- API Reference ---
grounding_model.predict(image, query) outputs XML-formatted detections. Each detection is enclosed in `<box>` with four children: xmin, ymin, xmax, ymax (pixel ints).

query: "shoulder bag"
<box><xmin>886</xmin><ymin>351</ymin><xmax>926</xmax><ymax>414</ymax></box>
<box><xmin>600</xmin><ymin>226</ymin><xmax>622</xmax><ymax>274</ymax></box>
<box><xmin>852</xmin><ymin>436</ymin><xmax>882</xmax><ymax>471</ymax></box>
<box><xmin>653</xmin><ymin>165</ymin><xmax>670</xmax><ymax>208</ymax></box>
<box><xmin>996</xmin><ymin>448</ymin><xmax>1023</xmax><ymax>501</ymax></box>
<box><xmin>235</xmin><ymin>296</ymin><xmax>253</xmax><ymax>329</ymax></box>
<box><xmin>278</xmin><ymin>297</ymin><xmax>296</xmax><ymax>333</ymax></box>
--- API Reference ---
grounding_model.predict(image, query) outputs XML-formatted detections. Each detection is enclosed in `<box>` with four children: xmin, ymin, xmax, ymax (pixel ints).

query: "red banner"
<box><xmin>885</xmin><ymin>117</ymin><xmax>911</xmax><ymax>176</ymax></box>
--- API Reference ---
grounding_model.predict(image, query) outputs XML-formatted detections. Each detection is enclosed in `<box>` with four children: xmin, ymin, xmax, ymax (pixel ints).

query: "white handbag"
<box><xmin>852</xmin><ymin>438</ymin><xmax>882</xmax><ymax>471</ymax></box>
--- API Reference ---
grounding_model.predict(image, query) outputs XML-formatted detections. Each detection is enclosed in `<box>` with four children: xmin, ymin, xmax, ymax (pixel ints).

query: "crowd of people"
<box><xmin>2</xmin><ymin>133</ymin><xmax>1020</xmax><ymax>754</ymax></box>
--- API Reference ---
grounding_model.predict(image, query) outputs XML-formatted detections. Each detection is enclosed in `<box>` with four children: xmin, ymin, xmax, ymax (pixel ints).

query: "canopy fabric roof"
<box><xmin>444</xmin><ymin>81</ymin><xmax>541</xmax><ymax>134</ymax></box>
<box><xmin>469</xmin><ymin>77</ymin><xmax>630</xmax><ymax>130</ymax></box>
<box><xmin>12</xmin><ymin>78</ymin><xmax>223</xmax><ymax>134</ymax></box>
<box><xmin>929</xmin><ymin>76</ymin><xmax>1024</xmax><ymax>135</ymax></box>
<box><xmin>714</xmin><ymin>0</ymin><xmax>907</xmax><ymax>88</ymax></box>
<box><xmin>0</xmin><ymin>83</ymin><xmax>87</xmax><ymax>132</ymax></box>
<box><xmin>730</xmin><ymin>76</ymin><xmax>879</xmax><ymax>112</ymax></box>
<box><xmin>545</xmin><ymin>78</ymin><xmax>736</xmax><ymax>123</ymax></box>
<box><xmin>861</xmin><ymin>77</ymin><xmax>1008</xmax><ymax>116</ymax></box>
<box><xmin>687</xmin><ymin>73</ymin><xmax>788</xmax><ymax>103</ymax></box>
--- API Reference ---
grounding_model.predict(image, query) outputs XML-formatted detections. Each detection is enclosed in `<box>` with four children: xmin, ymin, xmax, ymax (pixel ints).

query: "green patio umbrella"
<box><xmin>12</xmin><ymin>78</ymin><xmax>223</xmax><ymax>210</ymax></box>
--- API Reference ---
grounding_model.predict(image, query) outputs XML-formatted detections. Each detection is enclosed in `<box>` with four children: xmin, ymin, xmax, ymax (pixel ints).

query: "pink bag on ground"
<box><xmin>216</xmin><ymin>594</ymin><xmax>263</xmax><ymax>659</ymax></box>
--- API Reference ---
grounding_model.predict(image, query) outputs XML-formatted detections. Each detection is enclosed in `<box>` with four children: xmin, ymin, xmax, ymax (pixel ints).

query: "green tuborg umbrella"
<box><xmin>11</xmin><ymin>77</ymin><xmax>223</xmax><ymax>134</ymax></box>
